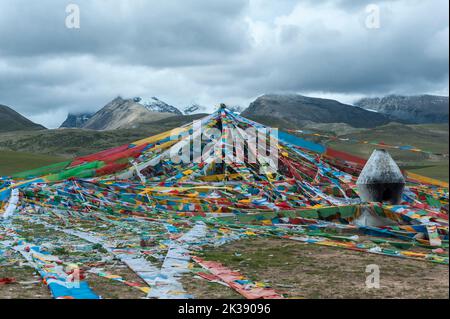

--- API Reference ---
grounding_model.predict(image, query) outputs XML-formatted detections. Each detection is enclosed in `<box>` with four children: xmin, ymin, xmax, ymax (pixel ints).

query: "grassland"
<box><xmin>0</xmin><ymin>150</ymin><xmax>67</xmax><ymax>177</ymax></box>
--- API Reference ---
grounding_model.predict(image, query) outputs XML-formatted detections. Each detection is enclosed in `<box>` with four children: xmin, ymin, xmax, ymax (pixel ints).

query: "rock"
<box><xmin>59</xmin><ymin>112</ymin><xmax>94</xmax><ymax>128</ymax></box>
<box><xmin>183</xmin><ymin>104</ymin><xmax>202</xmax><ymax>115</ymax></box>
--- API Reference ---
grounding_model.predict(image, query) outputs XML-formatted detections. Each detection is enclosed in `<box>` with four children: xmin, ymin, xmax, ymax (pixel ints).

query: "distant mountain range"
<box><xmin>2</xmin><ymin>93</ymin><xmax>448</xmax><ymax>134</ymax></box>
<box><xmin>0</xmin><ymin>104</ymin><xmax>46</xmax><ymax>132</ymax></box>
<box><xmin>355</xmin><ymin>95</ymin><xmax>449</xmax><ymax>124</ymax></box>
<box><xmin>241</xmin><ymin>94</ymin><xmax>390</xmax><ymax>128</ymax></box>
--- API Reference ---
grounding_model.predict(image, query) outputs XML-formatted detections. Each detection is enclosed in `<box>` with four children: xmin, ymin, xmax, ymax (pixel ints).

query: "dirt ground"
<box><xmin>1</xmin><ymin>237</ymin><xmax>448</xmax><ymax>299</ymax></box>
<box><xmin>84</xmin><ymin>264</ymin><xmax>149</xmax><ymax>299</ymax></box>
<box><xmin>182</xmin><ymin>238</ymin><xmax>449</xmax><ymax>299</ymax></box>
<box><xmin>0</xmin><ymin>261</ymin><xmax>51</xmax><ymax>299</ymax></box>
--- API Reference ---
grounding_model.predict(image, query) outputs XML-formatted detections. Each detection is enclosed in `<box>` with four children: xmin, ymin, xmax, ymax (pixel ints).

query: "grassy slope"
<box><xmin>0</xmin><ymin>114</ymin><xmax>205</xmax><ymax>157</ymax></box>
<box><xmin>0</xmin><ymin>114</ymin><xmax>206</xmax><ymax>176</ymax></box>
<box><xmin>0</xmin><ymin>150</ymin><xmax>67</xmax><ymax>177</ymax></box>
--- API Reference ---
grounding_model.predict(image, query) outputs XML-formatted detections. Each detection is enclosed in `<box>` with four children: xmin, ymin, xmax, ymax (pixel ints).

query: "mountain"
<box><xmin>0</xmin><ymin>104</ymin><xmax>46</xmax><ymax>132</ymax></box>
<box><xmin>227</xmin><ymin>105</ymin><xmax>244</xmax><ymax>114</ymax></box>
<box><xmin>60</xmin><ymin>112</ymin><xmax>94</xmax><ymax>128</ymax></box>
<box><xmin>355</xmin><ymin>95</ymin><xmax>449</xmax><ymax>124</ymax></box>
<box><xmin>83</xmin><ymin>97</ymin><xmax>176</xmax><ymax>130</ymax></box>
<box><xmin>241</xmin><ymin>94</ymin><xmax>390</xmax><ymax>128</ymax></box>
<box><xmin>183</xmin><ymin>104</ymin><xmax>243</xmax><ymax>115</ymax></box>
<box><xmin>183</xmin><ymin>104</ymin><xmax>205</xmax><ymax>115</ymax></box>
<box><xmin>133</xmin><ymin>97</ymin><xmax>182</xmax><ymax>115</ymax></box>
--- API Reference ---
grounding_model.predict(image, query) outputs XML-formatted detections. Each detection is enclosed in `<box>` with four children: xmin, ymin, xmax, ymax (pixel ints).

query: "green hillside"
<box><xmin>0</xmin><ymin>114</ymin><xmax>206</xmax><ymax>158</ymax></box>
<box><xmin>0</xmin><ymin>114</ymin><xmax>206</xmax><ymax>176</ymax></box>
<box><xmin>0</xmin><ymin>151</ymin><xmax>67</xmax><ymax>177</ymax></box>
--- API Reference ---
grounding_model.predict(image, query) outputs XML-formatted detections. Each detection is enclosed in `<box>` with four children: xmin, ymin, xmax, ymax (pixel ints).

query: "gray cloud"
<box><xmin>0</xmin><ymin>0</ymin><xmax>250</xmax><ymax>65</ymax></box>
<box><xmin>0</xmin><ymin>0</ymin><xmax>448</xmax><ymax>128</ymax></box>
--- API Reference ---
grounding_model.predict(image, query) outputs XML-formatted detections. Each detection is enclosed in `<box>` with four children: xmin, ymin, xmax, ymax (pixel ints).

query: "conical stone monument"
<box><xmin>357</xmin><ymin>149</ymin><xmax>405</xmax><ymax>205</ymax></box>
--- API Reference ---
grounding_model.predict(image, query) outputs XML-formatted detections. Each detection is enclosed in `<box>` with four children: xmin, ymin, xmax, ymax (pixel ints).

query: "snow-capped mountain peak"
<box><xmin>183</xmin><ymin>104</ymin><xmax>205</xmax><ymax>115</ymax></box>
<box><xmin>133</xmin><ymin>96</ymin><xmax>182</xmax><ymax>115</ymax></box>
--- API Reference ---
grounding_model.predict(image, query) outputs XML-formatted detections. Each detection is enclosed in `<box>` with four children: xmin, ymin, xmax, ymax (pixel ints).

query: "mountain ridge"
<box><xmin>0</xmin><ymin>104</ymin><xmax>46</xmax><ymax>132</ymax></box>
<box><xmin>241</xmin><ymin>94</ymin><xmax>390</xmax><ymax>128</ymax></box>
<box><xmin>355</xmin><ymin>94</ymin><xmax>449</xmax><ymax>124</ymax></box>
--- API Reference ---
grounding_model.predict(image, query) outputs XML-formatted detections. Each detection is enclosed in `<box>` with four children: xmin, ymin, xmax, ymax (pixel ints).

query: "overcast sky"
<box><xmin>0</xmin><ymin>0</ymin><xmax>448</xmax><ymax>128</ymax></box>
